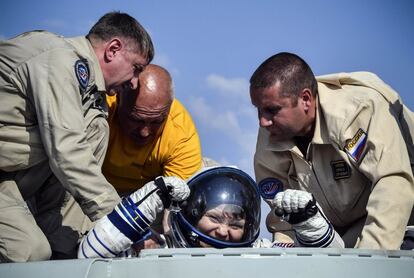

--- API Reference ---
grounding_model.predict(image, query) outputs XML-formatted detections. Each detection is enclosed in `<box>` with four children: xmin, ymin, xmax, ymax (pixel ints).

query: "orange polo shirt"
<box><xmin>103</xmin><ymin>95</ymin><xmax>202</xmax><ymax>193</ymax></box>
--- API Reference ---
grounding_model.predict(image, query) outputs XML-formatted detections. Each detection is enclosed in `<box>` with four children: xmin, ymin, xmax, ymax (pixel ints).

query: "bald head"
<box><xmin>117</xmin><ymin>64</ymin><xmax>174</xmax><ymax>146</ymax></box>
<box><xmin>137</xmin><ymin>64</ymin><xmax>174</xmax><ymax>108</ymax></box>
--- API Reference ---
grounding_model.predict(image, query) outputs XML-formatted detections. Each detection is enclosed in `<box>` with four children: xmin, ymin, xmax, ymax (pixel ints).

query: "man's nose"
<box><xmin>129</xmin><ymin>76</ymin><xmax>139</xmax><ymax>90</ymax></box>
<box><xmin>139</xmin><ymin>126</ymin><xmax>150</xmax><ymax>137</ymax></box>
<box><xmin>259</xmin><ymin>116</ymin><xmax>272</xmax><ymax>127</ymax></box>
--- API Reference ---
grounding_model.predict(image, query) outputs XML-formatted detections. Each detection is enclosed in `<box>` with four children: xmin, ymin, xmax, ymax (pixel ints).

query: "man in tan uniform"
<box><xmin>250</xmin><ymin>52</ymin><xmax>414</xmax><ymax>250</ymax></box>
<box><xmin>0</xmin><ymin>12</ymin><xmax>154</xmax><ymax>262</ymax></box>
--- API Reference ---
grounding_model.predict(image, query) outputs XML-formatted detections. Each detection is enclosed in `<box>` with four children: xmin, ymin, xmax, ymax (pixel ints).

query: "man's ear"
<box><xmin>300</xmin><ymin>88</ymin><xmax>313</xmax><ymax>113</ymax></box>
<box><xmin>104</xmin><ymin>38</ymin><xmax>123</xmax><ymax>61</ymax></box>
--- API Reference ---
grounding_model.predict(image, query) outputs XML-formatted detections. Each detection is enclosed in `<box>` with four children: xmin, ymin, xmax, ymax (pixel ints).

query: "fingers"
<box><xmin>162</xmin><ymin>176</ymin><xmax>190</xmax><ymax>201</ymax></box>
<box><xmin>273</xmin><ymin>189</ymin><xmax>312</xmax><ymax>214</ymax></box>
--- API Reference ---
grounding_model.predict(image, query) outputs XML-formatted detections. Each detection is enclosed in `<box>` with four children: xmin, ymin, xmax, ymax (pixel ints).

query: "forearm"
<box><xmin>45</xmin><ymin>125</ymin><xmax>120</xmax><ymax>220</ymax></box>
<box><xmin>28</xmin><ymin>52</ymin><xmax>120</xmax><ymax>220</ymax></box>
<box><xmin>273</xmin><ymin>190</ymin><xmax>345</xmax><ymax>248</ymax></box>
<box><xmin>295</xmin><ymin>224</ymin><xmax>344</xmax><ymax>248</ymax></box>
<box><xmin>78</xmin><ymin>177</ymin><xmax>189</xmax><ymax>258</ymax></box>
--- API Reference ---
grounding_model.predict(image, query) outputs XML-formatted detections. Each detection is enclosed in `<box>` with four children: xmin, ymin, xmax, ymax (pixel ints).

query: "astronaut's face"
<box><xmin>196</xmin><ymin>204</ymin><xmax>246</xmax><ymax>247</ymax></box>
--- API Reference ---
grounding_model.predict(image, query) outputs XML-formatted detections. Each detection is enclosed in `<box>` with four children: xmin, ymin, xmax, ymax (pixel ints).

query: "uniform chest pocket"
<box><xmin>317</xmin><ymin>160</ymin><xmax>371</xmax><ymax>217</ymax></box>
<box><xmin>309</xmin><ymin>144</ymin><xmax>369</xmax><ymax>214</ymax></box>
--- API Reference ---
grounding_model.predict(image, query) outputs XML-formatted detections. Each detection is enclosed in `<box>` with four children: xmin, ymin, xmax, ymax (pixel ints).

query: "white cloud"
<box><xmin>0</xmin><ymin>34</ymin><xmax>5</xmax><ymax>40</ymax></box>
<box><xmin>206</xmin><ymin>74</ymin><xmax>249</xmax><ymax>98</ymax></box>
<box><xmin>152</xmin><ymin>52</ymin><xmax>180</xmax><ymax>77</ymax></box>
<box><xmin>188</xmin><ymin>93</ymin><xmax>257</xmax><ymax>160</ymax></box>
<box><xmin>217</xmin><ymin>157</ymin><xmax>231</xmax><ymax>168</ymax></box>
<box><xmin>235</xmin><ymin>157</ymin><xmax>254</xmax><ymax>177</ymax></box>
<box><xmin>187</xmin><ymin>75</ymin><xmax>259</xmax><ymax>160</ymax></box>
<box><xmin>153</xmin><ymin>53</ymin><xmax>170</xmax><ymax>67</ymax></box>
<box><xmin>238</xmin><ymin>103</ymin><xmax>257</xmax><ymax>118</ymax></box>
<box><xmin>205</xmin><ymin>73</ymin><xmax>256</xmax><ymax>115</ymax></box>
<box><xmin>188</xmin><ymin>96</ymin><xmax>242</xmax><ymax>138</ymax></box>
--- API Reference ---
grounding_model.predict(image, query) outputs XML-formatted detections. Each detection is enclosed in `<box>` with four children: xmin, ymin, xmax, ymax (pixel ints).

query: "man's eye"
<box><xmin>152</xmin><ymin>119</ymin><xmax>165</xmax><ymax>125</ymax></box>
<box><xmin>134</xmin><ymin>65</ymin><xmax>144</xmax><ymax>73</ymax></box>
<box><xmin>267</xmin><ymin>107</ymin><xmax>280</xmax><ymax>115</ymax></box>
<box><xmin>258</xmin><ymin>107</ymin><xmax>280</xmax><ymax>119</ymax></box>
<box><xmin>128</xmin><ymin>116</ymin><xmax>144</xmax><ymax>124</ymax></box>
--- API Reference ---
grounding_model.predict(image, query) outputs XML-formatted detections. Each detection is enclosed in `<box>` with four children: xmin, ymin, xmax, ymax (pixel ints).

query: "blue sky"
<box><xmin>1</xmin><ymin>0</ymin><xmax>413</xmax><ymax>239</ymax></box>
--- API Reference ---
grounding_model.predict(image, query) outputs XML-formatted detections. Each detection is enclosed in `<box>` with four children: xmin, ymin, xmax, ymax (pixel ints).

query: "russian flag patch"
<box><xmin>345</xmin><ymin>128</ymin><xmax>367</xmax><ymax>163</ymax></box>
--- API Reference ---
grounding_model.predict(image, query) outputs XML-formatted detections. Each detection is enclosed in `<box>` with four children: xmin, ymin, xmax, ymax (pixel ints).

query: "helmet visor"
<box><xmin>177</xmin><ymin>167</ymin><xmax>261</xmax><ymax>248</ymax></box>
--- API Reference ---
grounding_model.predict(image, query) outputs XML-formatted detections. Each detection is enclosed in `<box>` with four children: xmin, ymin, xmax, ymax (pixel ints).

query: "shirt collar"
<box><xmin>84</xmin><ymin>38</ymin><xmax>105</xmax><ymax>92</ymax></box>
<box><xmin>311</xmin><ymin>94</ymin><xmax>331</xmax><ymax>144</ymax></box>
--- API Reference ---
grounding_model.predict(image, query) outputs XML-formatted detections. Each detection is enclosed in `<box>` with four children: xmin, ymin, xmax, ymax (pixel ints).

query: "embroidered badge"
<box><xmin>345</xmin><ymin>128</ymin><xmax>367</xmax><ymax>162</ymax></box>
<box><xmin>75</xmin><ymin>60</ymin><xmax>89</xmax><ymax>90</ymax></box>
<box><xmin>331</xmin><ymin>160</ymin><xmax>351</xmax><ymax>180</ymax></box>
<box><xmin>258</xmin><ymin>178</ymin><xmax>283</xmax><ymax>200</ymax></box>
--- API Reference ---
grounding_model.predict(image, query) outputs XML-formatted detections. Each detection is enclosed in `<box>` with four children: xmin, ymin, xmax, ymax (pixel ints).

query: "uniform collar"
<box><xmin>266</xmin><ymin>132</ymin><xmax>296</xmax><ymax>152</ymax></box>
<box><xmin>311</xmin><ymin>95</ymin><xmax>331</xmax><ymax>144</ymax></box>
<box><xmin>316</xmin><ymin>73</ymin><xmax>343</xmax><ymax>87</ymax></box>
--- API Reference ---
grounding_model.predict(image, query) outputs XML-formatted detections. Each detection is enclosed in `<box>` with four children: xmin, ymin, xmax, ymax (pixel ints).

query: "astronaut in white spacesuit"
<box><xmin>78</xmin><ymin>166</ymin><xmax>343</xmax><ymax>258</ymax></box>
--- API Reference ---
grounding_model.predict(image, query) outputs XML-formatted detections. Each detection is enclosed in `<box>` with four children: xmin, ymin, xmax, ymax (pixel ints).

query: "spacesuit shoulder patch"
<box><xmin>258</xmin><ymin>178</ymin><xmax>283</xmax><ymax>200</ymax></box>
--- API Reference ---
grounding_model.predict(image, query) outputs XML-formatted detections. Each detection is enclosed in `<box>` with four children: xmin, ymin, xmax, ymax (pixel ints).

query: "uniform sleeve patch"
<box><xmin>344</xmin><ymin>128</ymin><xmax>367</xmax><ymax>162</ymax></box>
<box><xmin>258</xmin><ymin>178</ymin><xmax>283</xmax><ymax>200</ymax></box>
<box><xmin>75</xmin><ymin>59</ymin><xmax>89</xmax><ymax>90</ymax></box>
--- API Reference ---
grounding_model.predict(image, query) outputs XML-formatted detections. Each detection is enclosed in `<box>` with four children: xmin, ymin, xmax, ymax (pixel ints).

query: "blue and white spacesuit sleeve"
<box><xmin>272</xmin><ymin>189</ymin><xmax>344</xmax><ymax>248</ymax></box>
<box><xmin>78</xmin><ymin>176</ymin><xmax>190</xmax><ymax>258</ymax></box>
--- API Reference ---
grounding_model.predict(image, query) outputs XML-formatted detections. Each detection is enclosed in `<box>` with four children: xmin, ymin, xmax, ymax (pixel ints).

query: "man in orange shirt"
<box><xmin>103</xmin><ymin>64</ymin><xmax>202</xmax><ymax>235</ymax></box>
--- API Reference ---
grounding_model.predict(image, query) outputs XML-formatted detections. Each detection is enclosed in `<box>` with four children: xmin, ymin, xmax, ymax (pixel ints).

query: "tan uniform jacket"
<box><xmin>255</xmin><ymin>72</ymin><xmax>414</xmax><ymax>249</ymax></box>
<box><xmin>0</xmin><ymin>31</ymin><xmax>120</xmax><ymax>221</ymax></box>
